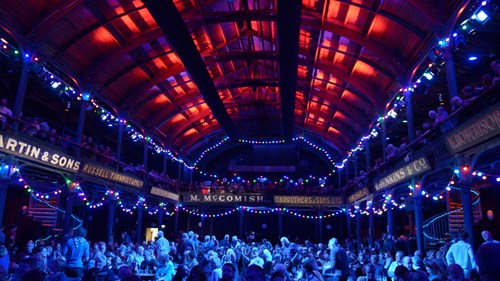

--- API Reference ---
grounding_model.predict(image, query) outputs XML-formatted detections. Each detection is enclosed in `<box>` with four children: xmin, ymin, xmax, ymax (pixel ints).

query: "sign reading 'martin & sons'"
<box><xmin>374</xmin><ymin>156</ymin><xmax>431</xmax><ymax>192</ymax></box>
<box><xmin>183</xmin><ymin>193</ymin><xmax>271</xmax><ymax>204</ymax></box>
<box><xmin>274</xmin><ymin>196</ymin><xmax>343</xmax><ymax>206</ymax></box>
<box><xmin>81</xmin><ymin>163</ymin><xmax>143</xmax><ymax>188</ymax></box>
<box><xmin>0</xmin><ymin>133</ymin><xmax>81</xmax><ymax>172</ymax></box>
<box><xmin>446</xmin><ymin>103</ymin><xmax>500</xmax><ymax>154</ymax></box>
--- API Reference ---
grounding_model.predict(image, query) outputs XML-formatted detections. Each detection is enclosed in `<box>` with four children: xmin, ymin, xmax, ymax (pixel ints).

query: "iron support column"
<box><xmin>239</xmin><ymin>208</ymin><xmax>244</xmax><ymax>238</ymax></box>
<box><xmin>116</xmin><ymin>119</ymin><xmax>123</xmax><ymax>163</ymax></box>
<box><xmin>319</xmin><ymin>210</ymin><xmax>323</xmax><ymax>242</ymax></box>
<box><xmin>444</xmin><ymin>47</ymin><xmax>458</xmax><ymax>99</ymax></box>
<box><xmin>106</xmin><ymin>199</ymin><xmax>117</xmax><ymax>243</ymax></box>
<box><xmin>158</xmin><ymin>205</ymin><xmax>164</xmax><ymax>230</ymax></box>
<box><xmin>381</xmin><ymin>118</ymin><xmax>388</xmax><ymax>161</ymax></box>
<box><xmin>369</xmin><ymin>207</ymin><xmax>374</xmax><ymax>248</ymax></box>
<box><xmin>75</xmin><ymin>102</ymin><xmax>86</xmax><ymax>158</ymax></box>
<box><xmin>347</xmin><ymin>211</ymin><xmax>352</xmax><ymax>240</ymax></box>
<box><xmin>365</xmin><ymin>139</ymin><xmax>371</xmax><ymax>171</ymax></box>
<box><xmin>12</xmin><ymin>59</ymin><xmax>30</xmax><ymax>133</ymax></box>
<box><xmin>413</xmin><ymin>181</ymin><xmax>424</xmax><ymax>253</ymax></box>
<box><xmin>387</xmin><ymin>199</ymin><xmax>394</xmax><ymax>236</ymax></box>
<box><xmin>63</xmin><ymin>192</ymin><xmax>76</xmax><ymax>233</ymax></box>
<box><xmin>136</xmin><ymin>198</ymin><xmax>144</xmax><ymax>243</ymax></box>
<box><xmin>404</xmin><ymin>91</ymin><xmax>416</xmax><ymax>143</ymax></box>
<box><xmin>458</xmin><ymin>158</ymin><xmax>475</xmax><ymax>246</ymax></box>
<box><xmin>143</xmin><ymin>142</ymin><xmax>148</xmax><ymax>168</ymax></box>
<box><xmin>174</xmin><ymin>203</ymin><xmax>179</xmax><ymax>236</ymax></box>
<box><xmin>356</xmin><ymin>212</ymin><xmax>362</xmax><ymax>251</ymax></box>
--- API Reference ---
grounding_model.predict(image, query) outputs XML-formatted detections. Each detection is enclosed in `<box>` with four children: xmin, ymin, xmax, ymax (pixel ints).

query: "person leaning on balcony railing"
<box><xmin>435</xmin><ymin>106</ymin><xmax>454</xmax><ymax>134</ymax></box>
<box><xmin>0</xmin><ymin>98</ymin><xmax>12</xmax><ymax>131</ymax></box>
<box><xmin>491</xmin><ymin>59</ymin><xmax>500</xmax><ymax>85</ymax></box>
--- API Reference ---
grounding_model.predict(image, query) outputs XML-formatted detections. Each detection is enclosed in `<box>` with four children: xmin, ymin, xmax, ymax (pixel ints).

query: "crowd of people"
<box><xmin>0</xmin><ymin>226</ymin><xmax>499</xmax><ymax>281</ymax></box>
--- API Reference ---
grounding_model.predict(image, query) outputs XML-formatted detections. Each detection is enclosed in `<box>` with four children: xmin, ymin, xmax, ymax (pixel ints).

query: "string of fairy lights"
<box><xmin>4</xmin><ymin>157</ymin><xmax>499</xmax><ymax>222</ymax></box>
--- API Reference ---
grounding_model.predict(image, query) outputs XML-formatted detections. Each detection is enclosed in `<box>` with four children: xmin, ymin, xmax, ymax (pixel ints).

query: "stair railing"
<box><xmin>32</xmin><ymin>193</ymin><xmax>83</xmax><ymax>245</ymax></box>
<box><xmin>422</xmin><ymin>187</ymin><xmax>480</xmax><ymax>246</ymax></box>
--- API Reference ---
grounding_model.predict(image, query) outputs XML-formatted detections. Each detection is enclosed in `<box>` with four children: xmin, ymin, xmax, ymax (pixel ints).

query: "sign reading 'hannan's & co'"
<box><xmin>0</xmin><ymin>133</ymin><xmax>81</xmax><ymax>172</ymax></box>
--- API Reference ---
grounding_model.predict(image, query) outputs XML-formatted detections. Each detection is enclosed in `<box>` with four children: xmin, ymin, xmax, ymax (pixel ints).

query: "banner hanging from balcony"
<box><xmin>445</xmin><ymin>103</ymin><xmax>500</xmax><ymax>154</ymax></box>
<box><xmin>182</xmin><ymin>193</ymin><xmax>273</xmax><ymax>204</ymax></box>
<box><xmin>150</xmin><ymin>186</ymin><xmax>179</xmax><ymax>201</ymax></box>
<box><xmin>81</xmin><ymin>163</ymin><xmax>143</xmax><ymax>188</ymax></box>
<box><xmin>274</xmin><ymin>195</ymin><xmax>343</xmax><ymax>206</ymax></box>
<box><xmin>374</xmin><ymin>156</ymin><xmax>431</xmax><ymax>192</ymax></box>
<box><xmin>0</xmin><ymin>132</ymin><xmax>81</xmax><ymax>172</ymax></box>
<box><xmin>348</xmin><ymin>187</ymin><xmax>370</xmax><ymax>204</ymax></box>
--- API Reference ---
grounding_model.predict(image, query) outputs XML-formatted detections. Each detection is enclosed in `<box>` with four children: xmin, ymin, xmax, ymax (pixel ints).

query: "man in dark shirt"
<box><xmin>140</xmin><ymin>249</ymin><xmax>158</xmax><ymax>273</ymax></box>
<box><xmin>328</xmin><ymin>237</ymin><xmax>349</xmax><ymax>281</ymax></box>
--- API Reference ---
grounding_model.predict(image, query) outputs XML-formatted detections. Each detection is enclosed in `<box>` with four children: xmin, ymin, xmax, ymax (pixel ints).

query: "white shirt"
<box><xmin>446</xmin><ymin>240</ymin><xmax>476</xmax><ymax>273</ymax></box>
<box><xmin>156</xmin><ymin>237</ymin><xmax>170</xmax><ymax>255</ymax></box>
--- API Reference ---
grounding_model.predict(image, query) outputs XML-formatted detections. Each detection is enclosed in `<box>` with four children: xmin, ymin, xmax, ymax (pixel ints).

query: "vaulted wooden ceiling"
<box><xmin>0</xmin><ymin>0</ymin><xmax>469</xmax><ymax>162</ymax></box>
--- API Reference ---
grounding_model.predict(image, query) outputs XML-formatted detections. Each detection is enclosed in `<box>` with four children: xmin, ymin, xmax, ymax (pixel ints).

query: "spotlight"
<box><xmin>468</xmin><ymin>56</ymin><xmax>478</xmax><ymax>61</ymax></box>
<box><xmin>474</xmin><ymin>10</ymin><xmax>489</xmax><ymax>23</ymax></box>
<box><xmin>50</xmin><ymin>81</ymin><xmax>61</xmax><ymax>89</ymax></box>
<box><xmin>82</xmin><ymin>92</ymin><xmax>91</xmax><ymax>101</ymax></box>
<box><xmin>423</xmin><ymin>72</ymin><xmax>434</xmax><ymax>80</ymax></box>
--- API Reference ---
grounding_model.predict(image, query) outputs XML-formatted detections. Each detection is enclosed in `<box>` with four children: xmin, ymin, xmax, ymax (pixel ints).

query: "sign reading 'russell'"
<box><xmin>81</xmin><ymin>163</ymin><xmax>143</xmax><ymax>188</ymax></box>
<box><xmin>0</xmin><ymin>133</ymin><xmax>81</xmax><ymax>172</ymax></box>
<box><xmin>374</xmin><ymin>157</ymin><xmax>431</xmax><ymax>191</ymax></box>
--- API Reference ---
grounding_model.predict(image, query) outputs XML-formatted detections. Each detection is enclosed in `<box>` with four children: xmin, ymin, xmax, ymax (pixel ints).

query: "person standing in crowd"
<box><xmin>83</xmin><ymin>252</ymin><xmax>114</xmax><ymax>281</ymax></box>
<box><xmin>62</xmin><ymin>227</ymin><xmax>90</xmax><ymax>278</ymax></box>
<box><xmin>445</xmin><ymin>231</ymin><xmax>475</xmax><ymax>278</ymax></box>
<box><xmin>447</xmin><ymin>263</ymin><xmax>472</xmax><ymax>281</ymax></box>
<box><xmin>156</xmin><ymin>230</ymin><xmax>170</xmax><ymax>255</ymax></box>
<box><xmin>222</xmin><ymin>262</ymin><xmax>236</xmax><ymax>281</ymax></box>
<box><xmin>387</xmin><ymin>251</ymin><xmax>405</xmax><ymax>278</ymax></box>
<box><xmin>356</xmin><ymin>264</ymin><xmax>376</xmax><ymax>281</ymax></box>
<box><xmin>475</xmin><ymin>242</ymin><xmax>500</xmax><ymax>281</ymax></box>
<box><xmin>245</xmin><ymin>264</ymin><xmax>266</xmax><ymax>281</ymax></box>
<box><xmin>328</xmin><ymin>237</ymin><xmax>349</xmax><ymax>281</ymax></box>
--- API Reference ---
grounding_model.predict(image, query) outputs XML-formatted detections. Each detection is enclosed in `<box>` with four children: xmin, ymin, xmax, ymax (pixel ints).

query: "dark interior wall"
<box><xmin>478</xmin><ymin>186</ymin><xmax>500</xmax><ymax>246</ymax></box>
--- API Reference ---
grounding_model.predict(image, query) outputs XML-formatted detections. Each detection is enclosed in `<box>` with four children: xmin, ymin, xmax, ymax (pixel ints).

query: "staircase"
<box><xmin>447</xmin><ymin>187</ymin><xmax>482</xmax><ymax>234</ymax></box>
<box><xmin>423</xmin><ymin>187</ymin><xmax>481</xmax><ymax>246</ymax></box>
<box><xmin>29</xmin><ymin>196</ymin><xmax>59</xmax><ymax>227</ymax></box>
<box><xmin>28</xmin><ymin>194</ymin><xmax>83</xmax><ymax>231</ymax></box>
